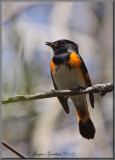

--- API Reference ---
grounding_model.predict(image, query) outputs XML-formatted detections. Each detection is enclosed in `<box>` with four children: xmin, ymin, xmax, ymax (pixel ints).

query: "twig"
<box><xmin>2</xmin><ymin>83</ymin><xmax>113</xmax><ymax>104</ymax></box>
<box><xmin>2</xmin><ymin>141</ymin><xmax>26</xmax><ymax>159</ymax></box>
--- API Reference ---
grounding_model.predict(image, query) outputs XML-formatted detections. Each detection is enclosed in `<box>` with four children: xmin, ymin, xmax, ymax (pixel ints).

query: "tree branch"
<box><xmin>2</xmin><ymin>83</ymin><xmax>113</xmax><ymax>105</ymax></box>
<box><xmin>2</xmin><ymin>141</ymin><xmax>26</xmax><ymax>159</ymax></box>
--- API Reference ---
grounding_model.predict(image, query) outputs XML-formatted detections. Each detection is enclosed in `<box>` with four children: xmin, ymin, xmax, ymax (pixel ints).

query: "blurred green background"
<box><xmin>2</xmin><ymin>1</ymin><xmax>113</xmax><ymax>158</ymax></box>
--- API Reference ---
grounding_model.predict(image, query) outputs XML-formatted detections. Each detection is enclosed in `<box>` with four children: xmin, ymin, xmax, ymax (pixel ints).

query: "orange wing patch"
<box><xmin>69</xmin><ymin>52</ymin><xmax>82</xmax><ymax>68</ymax></box>
<box><xmin>50</xmin><ymin>60</ymin><xmax>56</xmax><ymax>72</ymax></box>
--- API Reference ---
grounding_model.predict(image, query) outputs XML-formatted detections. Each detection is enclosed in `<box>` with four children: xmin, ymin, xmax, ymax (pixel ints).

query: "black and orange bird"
<box><xmin>46</xmin><ymin>39</ymin><xmax>96</xmax><ymax>139</ymax></box>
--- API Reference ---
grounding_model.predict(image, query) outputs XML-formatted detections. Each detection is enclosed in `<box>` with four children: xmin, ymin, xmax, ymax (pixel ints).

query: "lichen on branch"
<box><xmin>2</xmin><ymin>83</ymin><xmax>114</xmax><ymax>105</ymax></box>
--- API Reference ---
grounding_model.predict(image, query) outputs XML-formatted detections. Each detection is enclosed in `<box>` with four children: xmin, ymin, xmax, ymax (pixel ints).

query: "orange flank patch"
<box><xmin>50</xmin><ymin>60</ymin><xmax>56</xmax><ymax>72</ymax></box>
<box><xmin>69</xmin><ymin>52</ymin><xmax>85</xmax><ymax>81</ymax></box>
<box><xmin>69</xmin><ymin>52</ymin><xmax>82</xmax><ymax>68</ymax></box>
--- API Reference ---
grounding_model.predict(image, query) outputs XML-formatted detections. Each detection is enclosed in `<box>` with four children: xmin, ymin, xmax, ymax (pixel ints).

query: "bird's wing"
<box><xmin>80</xmin><ymin>57</ymin><xmax>94</xmax><ymax>108</ymax></box>
<box><xmin>51</xmin><ymin>72</ymin><xmax>70</xmax><ymax>114</ymax></box>
<box><xmin>68</xmin><ymin>52</ymin><xmax>94</xmax><ymax>108</ymax></box>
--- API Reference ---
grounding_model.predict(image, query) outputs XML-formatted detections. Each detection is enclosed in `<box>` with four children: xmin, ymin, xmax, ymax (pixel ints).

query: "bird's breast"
<box><xmin>52</xmin><ymin>63</ymin><xmax>85</xmax><ymax>90</ymax></box>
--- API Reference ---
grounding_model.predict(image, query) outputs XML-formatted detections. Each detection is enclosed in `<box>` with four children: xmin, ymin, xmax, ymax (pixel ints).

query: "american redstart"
<box><xmin>46</xmin><ymin>39</ymin><xmax>96</xmax><ymax>139</ymax></box>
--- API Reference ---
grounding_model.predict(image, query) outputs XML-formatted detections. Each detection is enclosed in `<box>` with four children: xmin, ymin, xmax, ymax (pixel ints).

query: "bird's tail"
<box><xmin>76</xmin><ymin>105</ymin><xmax>96</xmax><ymax>139</ymax></box>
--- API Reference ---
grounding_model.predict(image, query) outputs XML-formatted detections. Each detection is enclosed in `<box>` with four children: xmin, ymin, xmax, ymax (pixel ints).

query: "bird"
<box><xmin>45</xmin><ymin>39</ymin><xmax>96</xmax><ymax>139</ymax></box>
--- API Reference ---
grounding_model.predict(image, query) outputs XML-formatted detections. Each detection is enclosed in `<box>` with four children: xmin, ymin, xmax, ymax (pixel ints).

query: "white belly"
<box><xmin>52</xmin><ymin>64</ymin><xmax>85</xmax><ymax>90</ymax></box>
<box><xmin>52</xmin><ymin>64</ymin><xmax>86</xmax><ymax>107</ymax></box>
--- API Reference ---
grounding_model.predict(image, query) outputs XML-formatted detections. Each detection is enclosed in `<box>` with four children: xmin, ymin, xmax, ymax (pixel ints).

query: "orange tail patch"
<box><xmin>76</xmin><ymin>105</ymin><xmax>96</xmax><ymax>139</ymax></box>
<box><xmin>76</xmin><ymin>105</ymin><xmax>90</xmax><ymax>123</ymax></box>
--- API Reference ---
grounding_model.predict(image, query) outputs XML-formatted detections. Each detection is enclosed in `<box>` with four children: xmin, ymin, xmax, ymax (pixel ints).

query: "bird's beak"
<box><xmin>45</xmin><ymin>42</ymin><xmax>54</xmax><ymax>47</ymax></box>
<box><xmin>45</xmin><ymin>42</ymin><xmax>58</xmax><ymax>48</ymax></box>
